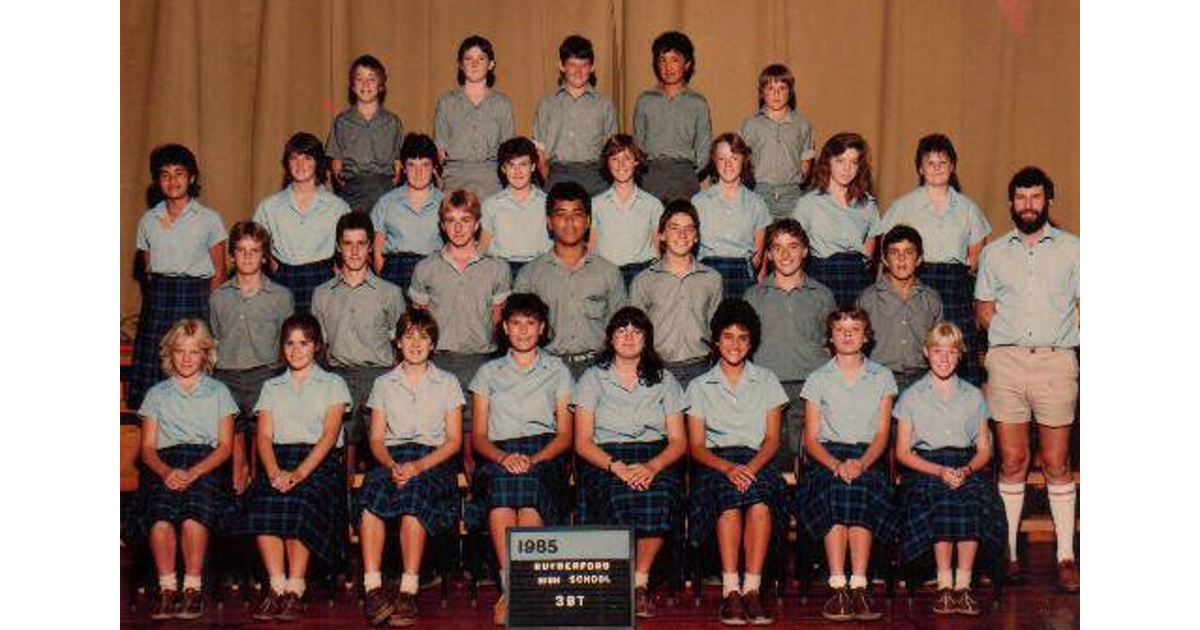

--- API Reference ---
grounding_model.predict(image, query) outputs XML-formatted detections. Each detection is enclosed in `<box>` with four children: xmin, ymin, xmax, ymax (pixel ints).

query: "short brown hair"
<box><xmin>757</xmin><ymin>63</ymin><xmax>796</xmax><ymax>110</ymax></box>
<box><xmin>228</xmin><ymin>221</ymin><xmax>272</xmax><ymax>257</ymax></box>
<box><xmin>824</xmin><ymin>306</ymin><xmax>874</xmax><ymax>355</ymax></box>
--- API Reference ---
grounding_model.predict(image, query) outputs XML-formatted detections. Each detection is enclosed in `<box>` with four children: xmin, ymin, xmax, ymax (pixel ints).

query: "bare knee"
<box><xmin>1041</xmin><ymin>457</ymin><xmax>1073</xmax><ymax>482</ymax></box>
<box><xmin>999</xmin><ymin>449</ymin><xmax>1030</xmax><ymax>479</ymax></box>
<box><xmin>746</xmin><ymin>503</ymin><xmax>771</xmax><ymax>522</ymax></box>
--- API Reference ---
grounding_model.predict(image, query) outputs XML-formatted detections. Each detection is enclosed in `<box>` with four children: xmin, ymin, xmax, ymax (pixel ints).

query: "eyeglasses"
<box><xmin>613</xmin><ymin>326</ymin><xmax>645</xmax><ymax>338</ymax></box>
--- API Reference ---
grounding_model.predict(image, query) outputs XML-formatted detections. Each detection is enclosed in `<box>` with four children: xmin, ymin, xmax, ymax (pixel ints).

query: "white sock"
<box><xmin>743</xmin><ymin>573</ymin><xmax>761</xmax><ymax>593</ymax></box>
<box><xmin>1048</xmin><ymin>482</ymin><xmax>1078</xmax><ymax>562</ymax></box>
<box><xmin>721</xmin><ymin>572</ymin><xmax>741</xmax><ymax>597</ymax></box>
<box><xmin>954</xmin><ymin>570</ymin><xmax>972</xmax><ymax>591</ymax></box>
<box><xmin>286</xmin><ymin>577</ymin><xmax>306</xmax><ymax>597</ymax></box>
<box><xmin>269</xmin><ymin>574</ymin><xmax>287</xmax><ymax>594</ymax></box>
<box><xmin>400</xmin><ymin>572</ymin><xmax>420</xmax><ymax>595</ymax></box>
<box><xmin>936</xmin><ymin>569</ymin><xmax>953</xmax><ymax>590</ymax></box>
<box><xmin>158</xmin><ymin>573</ymin><xmax>177</xmax><ymax>592</ymax></box>
<box><xmin>634</xmin><ymin>572</ymin><xmax>649</xmax><ymax>589</ymax></box>
<box><xmin>182</xmin><ymin>574</ymin><xmax>202</xmax><ymax>591</ymax></box>
<box><xmin>828</xmin><ymin>574</ymin><xmax>847</xmax><ymax>589</ymax></box>
<box><xmin>364</xmin><ymin>571</ymin><xmax>383</xmax><ymax>591</ymax></box>
<box><xmin>998</xmin><ymin>481</ymin><xmax>1026</xmax><ymax>561</ymax></box>
<box><xmin>848</xmin><ymin>575</ymin><xmax>868</xmax><ymax>590</ymax></box>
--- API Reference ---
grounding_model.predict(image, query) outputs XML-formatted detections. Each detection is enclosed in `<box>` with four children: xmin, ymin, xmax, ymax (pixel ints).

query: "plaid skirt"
<box><xmin>577</xmin><ymin>440</ymin><xmax>683</xmax><ymax>536</ymax></box>
<box><xmin>241</xmin><ymin>444</ymin><xmax>345</xmax><ymax>567</ymax></box>
<box><xmin>899</xmin><ymin>447</ymin><xmax>1007</xmax><ymax>562</ymax></box>
<box><xmin>357</xmin><ymin>443</ymin><xmax>460</xmax><ymax>536</ymax></box>
<box><xmin>547</xmin><ymin>161</ymin><xmax>608</xmax><ymax>198</ymax></box>
<box><xmin>643</xmin><ymin>158</ymin><xmax>699</xmax><ymax>205</ymax></box>
<box><xmin>795</xmin><ymin>442</ymin><xmax>900</xmax><ymax>542</ymax></box>
<box><xmin>619</xmin><ymin>260</ymin><xmax>654</xmax><ymax>291</ymax></box>
<box><xmin>128</xmin><ymin>275</ymin><xmax>210</xmax><ymax>407</ymax></box>
<box><xmin>807</xmin><ymin>253</ymin><xmax>871</xmax><ymax>309</ymax></box>
<box><xmin>123</xmin><ymin>444</ymin><xmax>236</xmax><ymax>545</ymax></box>
<box><xmin>700</xmin><ymin>256</ymin><xmax>754</xmax><ymax>300</ymax></box>
<box><xmin>381</xmin><ymin>252</ymin><xmax>425</xmax><ymax>296</ymax></box>
<box><xmin>688</xmin><ymin>446</ymin><xmax>789</xmax><ymax>546</ymax></box>
<box><xmin>465</xmin><ymin>433</ymin><xmax>570</xmax><ymax>530</ymax></box>
<box><xmin>272</xmin><ymin>260</ymin><xmax>334</xmax><ymax>315</ymax></box>
<box><xmin>339</xmin><ymin>172</ymin><xmax>395</xmax><ymax>216</ymax></box>
<box><xmin>918</xmin><ymin>263</ymin><xmax>982</xmax><ymax>385</ymax></box>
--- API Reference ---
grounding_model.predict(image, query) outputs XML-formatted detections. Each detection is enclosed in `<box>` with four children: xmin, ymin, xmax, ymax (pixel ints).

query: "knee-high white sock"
<box><xmin>1048</xmin><ymin>482</ymin><xmax>1078</xmax><ymax>562</ymax></box>
<box><xmin>998</xmin><ymin>482</ymin><xmax>1026</xmax><ymax>561</ymax></box>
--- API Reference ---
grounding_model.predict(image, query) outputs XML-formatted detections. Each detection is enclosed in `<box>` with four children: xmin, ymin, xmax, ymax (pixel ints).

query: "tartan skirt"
<box><xmin>795</xmin><ymin>442</ymin><xmax>900</xmax><ymax>542</ymax></box>
<box><xmin>899</xmin><ymin>447</ymin><xmax>1007</xmax><ymax>562</ymax></box>
<box><xmin>242</xmin><ymin>444</ymin><xmax>346</xmax><ymax>567</ymax></box>
<box><xmin>688</xmin><ymin>446</ymin><xmax>789</xmax><ymax>546</ymax></box>
<box><xmin>272</xmin><ymin>260</ymin><xmax>334</xmax><ymax>315</ymax></box>
<box><xmin>643</xmin><ymin>158</ymin><xmax>699</xmax><ymax>205</ymax></box>
<box><xmin>123</xmin><ymin>444</ymin><xmax>236</xmax><ymax>545</ymax></box>
<box><xmin>340</xmin><ymin>172</ymin><xmax>395</xmax><ymax>216</ymax></box>
<box><xmin>381</xmin><ymin>252</ymin><xmax>425</xmax><ymax>296</ymax></box>
<box><xmin>918</xmin><ymin>263</ymin><xmax>982</xmax><ymax>385</ymax></box>
<box><xmin>700</xmin><ymin>256</ymin><xmax>754</xmax><ymax>300</ymax></box>
<box><xmin>128</xmin><ymin>275</ymin><xmax>210</xmax><ymax>407</ymax></box>
<box><xmin>576</xmin><ymin>440</ymin><xmax>683</xmax><ymax>536</ymax></box>
<box><xmin>466</xmin><ymin>433</ymin><xmax>570</xmax><ymax>530</ymax></box>
<box><xmin>807</xmin><ymin>253</ymin><xmax>871</xmax><ymax>309</ymax></box>
<box><xmin>357</xmin><ymin>443</ymin><xmax>460</xmax><ymax>536</ymax></box>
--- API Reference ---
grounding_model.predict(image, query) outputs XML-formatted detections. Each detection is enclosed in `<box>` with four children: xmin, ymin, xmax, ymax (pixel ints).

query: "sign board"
<box><xmin>506</xmin><ymin>526</ymin><xmax>634</xmax><ymax>629</ymax></box>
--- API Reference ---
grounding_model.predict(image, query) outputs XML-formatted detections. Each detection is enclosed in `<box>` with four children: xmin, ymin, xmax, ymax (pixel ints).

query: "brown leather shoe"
<box><xmin>634</xmin><ymin>586</ymin><xmax>655</xmax><ymax>618</ymax></box>
<box><xmin>389</xmin><ymin>592</ymin><xmax>419</xmax><ymax>627</ymax></box>
<box><xmin>821</xmin><ymin>587</ymin><xmax>852</xmax><ymax>622</ymax></box>
<box><xmin>931</xmin><ymin>588</ymin><xmax>955</xmax><ymax>615</ymax></box>
<box><xmin>364</xmin><ymin>586</ymin><xmax>396</xmax><ymax>626</ymax></box>
<box><xmin>251</xmin><ymin>590</ymin><xmax>282</xmax><ymax>621</ymax></box>
<box><xmin>955</xmin><ymin>587</ymin><xmax>981</xmax><ymax>616</ymax></box>
<box><xmin>719</xmin><ymin>591</ymin><xmax>748</xmax><ymax>625</ymax></box>
<box><xmin>1056</xmin><ymin>560</ymin><xmax>1080</xmax><ymax>593</ymax></box>
<box><xmin>742</xmin><ymin>590</ymin><xmax>773</xmax><ymax>625</ymax></box>
<box><xmin>175</xmin><ymin>587</ymin><xmax>205</xmax><ymax>620</ymax></box>
<box><xmin>849</xmin><ymin>586</ymin><xmax>882</xmax><ymax>621</ymax></box>
<box><xmin>150</xmin><ymin>589</ymin><xmax>178</xmax><ymax>621</ymax></box>
<box><xmin>493</xmin><ymin>594</ymin><xmax>507</xmax><ymax>626</ymax></box>
<box><xmin>276</xmin><ymin>592</ymin><xmax>303</xmax><ymax>622</ymax></box>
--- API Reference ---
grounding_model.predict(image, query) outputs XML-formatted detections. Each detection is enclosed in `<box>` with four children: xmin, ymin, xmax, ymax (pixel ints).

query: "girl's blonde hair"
<box><xmin>159</xmin><ymin>318</ymin><xmax>218</xmax><ymax>376</ymax></box>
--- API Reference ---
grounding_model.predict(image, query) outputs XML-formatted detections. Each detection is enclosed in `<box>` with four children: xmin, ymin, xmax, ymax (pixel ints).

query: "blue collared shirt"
<box><xmin>136</xmin><ymin>199</ymin><xmax>227</xmax><ymax>277</ymax></box>
<box><xmin>692</xmin><ymin>185</ymin><xmax>772</xmax><ymax>259</ymax></box>
<box><xmin>368</xmin><ymin>363</ymin><xmax>465</xmax><ymax>447</ymax></box>
<box><xmin>481</xmin><ymin>187</ymin><xmax>552</xmax><ymax>262</ymax></box>
<box><xmin>470</xmin><ymin>351</ymin><xmax>573</xmax><ymax>442</ymax></box>
<box><xmin>893</xmin><ymin>373</ymin><xmax>989</xmax><ymax>451</ymax></box>
<box><xmin>875</xmin><ymin>187</ymin><xmax>991</xmax><ymax>264</ymax></box>
<box><xmin>573</xmin><ymin>365</ymin><xmax>685</xmax><ymax>444</ymax></box>
<box><xmin>255</xmin><ymin>366</ymin><xmax>352</xmax><ymax>447</ymax></box>
<box><xmin>591</xmin><ymin>186</ymin><xmax>665</xmax><ymax>266</ymax></box>
<box><xmin>371</xmin><ymin>186</ymin><xmax>445</xmax><ymax>255</ymax></box>
<box><xmin>685</xmin><ymin>361</ymin><xmax>788</xmax><ymax>449</ymax></box>
<box><xmin>139</xmin><ymin>374</ymin><xmax>239</xmax><ymax>449</ymax></box>
<box><xmin>801</xmin><ymin>358</ymin><xmax>897</xmax><ymax>445</ymax></box>
<box><xmin>791</xmin><ymin>190</ymin><xmax>881</xmax><ymax>258</ymax></box>
<box><xmin>974</xmin><ymin>226</ymin><xmax>1080</xmax><ymax>347</ymax></box>
<box><xmin>252</xmin><ymin>186</ymin><xmax>350</xmax><ymax>265</ymax></box>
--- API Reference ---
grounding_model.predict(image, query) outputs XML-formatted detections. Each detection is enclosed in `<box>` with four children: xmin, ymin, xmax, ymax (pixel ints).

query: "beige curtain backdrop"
<box><xmin>120</xmin><ymin>0</ymin><xmax>1079</xmax><ymax>324</ymax></box>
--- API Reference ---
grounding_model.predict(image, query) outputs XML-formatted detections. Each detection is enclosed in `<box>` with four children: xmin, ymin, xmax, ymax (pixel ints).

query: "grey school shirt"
<box><xmin>743</xmin><ymin>275</ymin><xmax>836</xmax><ymax>382</ymax></box>
<box><xmin>532</xmin><ymin>85</ymin><xmax>617</xmax><ymax>164</ymax></box>
<box><xmin>311</xmin><ymin>272</ymin><xmax>406</xmax><ymax>368</ymax></box>
<box><xmin>739</xmin><ymin>108</ymin><xmax>816</xmax><ymax>186</ymax></box>
<box><xmin>408</xmin><ymin>249</ymin><xmax>512</xmax><ymax>354</ymax></box>
<box><xmin>326</xmin><ymin>106</ymin><xmax>404</xmax><ymax>175</ymax></box>
<box><xmin>208</xmin><ymin>276</ymin><xmax>295</xmax><ymax>370</ymax></box>
<box><xmin>514</xmin><ymin>250</ymin><xmax>628</xmax><ymax>356</ymax></box>
<box><xmin>629</xmin><ymin>259</ymin><xmax>723</xmax><ymax>363</ymax></box>
<box><xmin>856</xmin><ymin>277</ymin><xmax>943</xmax><ymax>376</ymax></box>
<box><xmin>632</xmin><ymin>87</ymin><xmax>712</xmax><ymax>169</ymax></box>
<box><xmin>433</xmin><ymin>88</ymin><xmax>515</xmax><ymax>163</ymax></box>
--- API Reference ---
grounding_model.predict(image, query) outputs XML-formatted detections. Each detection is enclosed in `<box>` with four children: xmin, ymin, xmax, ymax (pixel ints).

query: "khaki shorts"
<box><xmin>984</xmin><ymin>346</ymin><xmax>1079</xmax><ymax>426</ymax></box>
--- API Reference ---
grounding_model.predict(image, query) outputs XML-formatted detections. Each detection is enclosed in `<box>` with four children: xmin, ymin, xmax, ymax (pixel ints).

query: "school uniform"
<box><xmin>796</xmin><ymin>358</ymin><xmax>900</xmax><ymax>542</ymax></box>
<box><xmin>685</xmin><ymin>361</ymin><xmax>789</xmax><ymax>545</ymax></box>
<box><xmin>590</xmin><ymin>186</ymin><xmax>665</xmax><ymax>287</ymax></box>
<box><xmin>357</xmin><ymin>364</ymin><xmax>465</xmax><ymax>536</ymax></box>
<box><xmin>371</xmin><ymin>185</ymin><xmax>445</xmax><ymax>294</ymax></box>
<box><xmin>533</xmin><ymin>84</ymin><xmax>617</xmax><ymax>196</ymax></box>
<box><xmin>855</xmin><ymin>277</ymin><xmax>943</xmax><ymax>392</ymax></box>
<box><xmin>243</xmin><ymin>366</ymin><xmax>352</xmax><ymax>567</ymax></box>
<box><xmin>628</xmin><ymin>259</ymin><xmax>723</xmax><ymax>388</ymax></box>
<box><xmin>894</xmin><ymin>374</ymin><xmax>1006</xmax><ymax>563</ymax></box>
<box><xmin>573</xmin><ymin>366</ymin><xmax>686</xmax><ymax>535</ymax></box>
<box><xmin>326</xmin><ymin>106</ymin><xmax>404</xmax><ymax>215</ymax></box>
<box><xmin>209</xmin><ymin>276</ymin><xmax>294</xmax><ymax>432</ymax></box>
<box><xmin>481</xmin><ymin>187</ymin><xmax>551</xmax><ymax>276</ymax></box>
<box><xmin>129</xmin><ymin>199</ymin><xmax>227</xmax><ymax>407</ymax></box>
<box><xmin>434</xmin><ymin>88</ymin><xmax>514</xmax><ymax>200</ymax></box>
<box><xmin>252</xmin><ymin>186</ymin><xmax>349</xmax><ymax>314</ymax></box>
<box><xmin>632</xmin><ymin>87</ymin><xmax>711</xmax><ymax>203</ymax></box>
<box><xmin>692</xmin><ymin>185</ymin><xmax>772</xmax><ymax>299</ymax></box>
<box><xmin>739</xmin><ymin>108</ymin><xmax>816</xmax><ymax>219</ymax></box>
<box><xmin>792</xmin><ymin>190</ymin><xmax>881</xmax><ymax>308</ymax></box>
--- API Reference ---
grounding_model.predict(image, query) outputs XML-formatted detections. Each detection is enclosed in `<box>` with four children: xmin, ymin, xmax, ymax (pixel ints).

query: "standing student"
<box><xmin>692</xmin><ymin>132</ymin><xmax>771</xmax><ymax>299</ymax></box>
<box><xmin>133</xmin><ymin>319</ymin><xmax>238</xmax><ymax>621</ymax></box>
<box><xmin>797</xmin><ymin>307</ymin><xmax>899</xmax><ymax>623</ymax></box>
<box><xmin>479</xmin><ymin>136</ymin><xmax>550</xmax><ymax>277</ymax></box>
<box><xmin>590</xmin><ymin>134</ymin><xmax>665</xmax><ymax>288</ymax></box>
<box><xmin>975</xmin><ymin>167</ymin><xmax>1080</xmax><ymax>592</ymax></box>
<box><xmin>633</xmin><ymin>31</ymin><xmax>712</xmax><ymax>203</ymax></box>
<box><xmin>434</xmin><ymin>35</ymin><xmax>515</xmax><ymax>200</ymax></box>
<box><xmin>253</xmin><ymin>132</ymin><xmax>350</xmax><ymax>314</ymax></box>
<box><xmin>743</xmin><ymin>219</ymin><xmax>836</xmax><ymax>472</ymax></box>
<box><xmin>894</xmin><ymin>322</ymin><xmax>1006</xmax><ymax>617</ymax></box>
<box><xmin>573</xmin><ymin>307</ymin><xmax>687</xmax><ymax>618</ymax></box>
<box><xmin>245</xmin><ymin>314</ymin><xmax>350</xmax><ymax>622</ymax></box>
<box><xmin>372</xmin><ymin>133</ymin><xmax>445</xmax><ymax>295</ymax></box>
<box><xmin>792</xmin><ymin>133</ymin><xmax>881</xmax><ymax>308</ymax></box>
<box><xmin>515</xmin><ymin>181</ymin><xmax>627</xmax><ymax>380</ymax></box>
<box><xmin>326</xmin><ymin>54</ymin><xmax>404</xmax><ymax>215</ymax></box>
<box><xmin>468</xmin><ymin>294</ymin><xmax>574</xmax><ymax>626</ymax></box>
<box><xmin>358</xmin><ymin>309</ymin><xmax>465</xmax><ymax>627</ymax></box>
<box><xmin>533</xmin><ymin>34</ymin><xmax>617</xmax><ymax>196</ymax></box>
<box><xmin>740</xmin><ymin>64</ymin><xmax>817</xmax><ymax>219</ymax></box>
<box><xmin>629</xmin><ymin>200</ymin><xmax>723</xmax><ymax>389</ymax></box>
<box><xmin>686</xmin><ymin>298</ymin><xmax>788</xmax><ymax>626</ymax></box>
<box><xmin>877</xmin><ymin>134</ymin><xmax>991</xmax><ymax>385</ymax></box>
<box><xmin>130</xmin><ymin>144</ymin><xmax>227</xmax><ymax>408</ymax></box>
<box><xmin>209</xmin><ymin>221</ymin><xmax>295</xmax><ymax>496</ymax></box>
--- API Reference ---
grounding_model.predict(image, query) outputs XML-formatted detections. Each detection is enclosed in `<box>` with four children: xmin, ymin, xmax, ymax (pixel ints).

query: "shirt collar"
<box><xmin>169</xmin><ymin>374</ymin><xmax>218</xmax><ymax>398</ymax></box>
<box><xmin>439</xmin><ymin>246</ymin><xmax>485</xmax><ymax>267</ymax></box>
<box><xmin>756</xmin><ymin>107</ymin><xmax>796</xmax><ymax>123</ymax></box>
<box><xmin>502</xmin><ymin>350</ymin><xmax>548</xmax><ymax>374</ymax></box>
<box><xmin>1003</xmin><ymin>225</ymin><xmax>1060</xmax><ymax>245</ymax></box>
<box><xmin>556</xmin><ymin>84</ymin><xmax>596</xmax><ymax>98</ymax></box>
<box><xmin>334</xmin><ymin>271</ymin><xmax>382</xmax><ymax>290</ymax></box>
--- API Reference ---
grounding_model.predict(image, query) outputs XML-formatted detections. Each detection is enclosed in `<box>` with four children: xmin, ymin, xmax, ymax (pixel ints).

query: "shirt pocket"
<box><xmin>583</xmin><ymin>296</ymin><xmax>607</xmax><ymax>321</ymax></box>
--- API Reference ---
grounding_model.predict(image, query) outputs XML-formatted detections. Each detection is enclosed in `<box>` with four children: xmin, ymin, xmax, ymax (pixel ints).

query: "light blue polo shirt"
<box><xmin>368</xmin><ymin>363</ymin><xmax>465</xmax><ymax>447</ymax></box>
<box><xmin>573</xmin><ymin>366</ymin><xmax>685</xmax><ymax>444</ymax></box>
<box><xmin>252</xmin><ymin>186</ymin><xmax>350</xmax><ymax>265</ymax></box>
<box><xmin>136</xmin><ymin>199</ymin><xmax>227</xmax><ymax>277</ymax></box>
<box><xmin>481</xmin><ymin>187</ymin><xmax>552</xmax><ymax>262</ymax></box>
<box><xmin>791</xmin><ymin>190</ymin><xmax>881</xmax><ymax>258</ymax></box>
<box><xmin>974</xmin><ymin>226</ymin><xmax>1080</xmax><ymax>348</ymax></box>
<box><xmin>591</xmin><ymin>186</ymin><xmax>665</xmax><ymax>266</ymax></box>
<box><xmin>469</xmin><ymin>351</ymin><xmax>573</xmax><ymax>442</ymax></box>
<box><xmin>254</xmin><ymin>366</ymin><xmax>352</xmax><ymax>447</ymax></box>
<box><xmin>875</xmin><ymin>187</ymin><xmax>991</xmax><ymax>264</ymax></box>
<box><xmin>371</xmin><ymin>185</ymin><xmax>445</xmax><ymax>255</ymax></box>
<box><xmin>893</xmin><ymin>373</ymin><xmax>989</xmax><ymax>451</ymax></box>
<box><xmin>801</xmin><ymin>358</ymin><xmax>897</xmax><ymax>445</ymax></box>
<box><xmin>691</xmin><ymin>185</ymin><xmax>772</xmax><ymax>259</ymax></box>
<box><xmin>685</xmin><ymin>361</ymin><xmax>788</xmax><ymax>449</ymax></box>
<box><xmin>139</xmin><ymin>374</ymin><xmax>239</xmax><ymax>449</ymax></box>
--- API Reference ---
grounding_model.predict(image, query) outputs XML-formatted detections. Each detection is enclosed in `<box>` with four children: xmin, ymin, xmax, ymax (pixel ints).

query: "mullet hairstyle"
<box><xmin>807</xmin><ymin>132</ymin><xmax>874</xmax><ymax>207</ymax></box>
<box><xmin>348</xmin><ymin>54</ymin><xmax>388</xmax><ymax>105</ymax></box>
<box><xmin>456</xmin><ymin>35</ymin><xmax>497</xmax><ymax>87</ymax></box>
<box><xmin>651</xmin><ymin>31</ymin><xmax>695</xmax><ymax>83</ymax></box>
<box><xmin>700</xmin><ymin>132</ymin><xmax>755</xmax><ymax>188</ymax></box>
<box><xmin>558</xmin><ymin>34</ymin><xmax>598</xmax><ymax>86</ymax></box>
<box><xmin>762</xmin><ymin>218</ymin><xmax>809</xmax><ymax>275</ymax></box>
<box><xmin>914</xmin><ymin>133</ymin><xmax>961</xmax><ymax>192</ymax></box>
<box><xmin>227</xmin><ymin>220</ymin><xmax>272</xmax><ymax>259</ymax></box>
<box><xmin>757</xmin><ymin>63</ymin><xmax>797</xmax><ymax>110</ymax></box>
<box><xmin>657</xmin><ymin>199</ymin><xmax>702</xmax><ymax>257</ymax></box>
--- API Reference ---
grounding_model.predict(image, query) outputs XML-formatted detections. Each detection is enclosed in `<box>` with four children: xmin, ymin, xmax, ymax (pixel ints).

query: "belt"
<box><xmin>557</xmin><ymin>350</ymin><xmax>599</xmax><ymax>363</ymax></box>
<box><xmin>991</xmin><ymin>345</ymin><xmax>1071</xmax><ymax>354</ymax></box>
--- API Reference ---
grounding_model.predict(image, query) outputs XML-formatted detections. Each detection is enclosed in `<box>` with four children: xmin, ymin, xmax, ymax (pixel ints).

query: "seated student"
<box><xmin>533</xmin><ymin>34</ymin><xmax>617</xmax><ymax>196</ymax></box>
<box><xmin>358</xmin><ymin>309</ymin><xmax>465</xmax><ymax>627</ymax></box>
<box><xmin>797</xmin><ymin>307</ymin><xmax>899</xmax><ymax>623</ymax></box>
<box><xmin>132</xmin><ymin>318</ymin><xmax>238</xmax><ymax>621</ymax></box>
<box><xmin>480</xmin><ymin>136</ymin><xmax>551</xmax><ymax>278</ymax></box>
<box><xmin>254</xmin><ymin>132</ymin><xmax>351</xmax><ymax>314</ymax></box>
<box><xmin>129</xmin><ymin>143</ymin><xmax>227</xmax><ymax>408</ymax></box>
<box><xmin>894</xmin><ymin>322</ymin><xmax>1005</xmax><ymax>617</ymax></box>
<box><xmin>629</xmin><ymin>200</ymin><xmax>723</xmax><ymax>389</ymax></box>
<box><xmin>434</xmin><ymin>35</ymin><xmax>514</xmax><ymax>200</ymax></box>
<box><xmin>573</xmin><ymin>307</ymin><xmax>687</xmax><ymax>618</ymax></box>
<box><xmin>792</xmin><ymin>133</ymin><xmax>881</xmax><ymax>308</ymax></box>
<box><xmin>245</xmin><ymin>314</ymin><xmax>350</xmax><ymax>622</ymax></box>
<box><xmin>856</xmin><ymin>225</ymin><xmax>943</xmax><ymax>393</ymax></box>
<box><xmin>740</xmin><ymin>63</ymin><xmax>817</xmax><ymax>219</ymax></box>
<box><xmin>686</xmin><ymin>299</ymin><xmax>788</xmax><ymax>626</ymax></box>
<box><xmin>371</xmin><ymin>133</ymin><xmax>445</xmax><ymax>295</ymax></box>
<box><xmin>468</xmin><ymin>294</ymin><xmax>573</xmax><ymax>626</ymax></box>
<box><xmin>327</xmin><ymin>54</ymin><xmax>404</xmax><ymax>215</ymax></box>
<box><xmin>590</xmin><ymin>134</ymin><xmax>665</xmax><ymax>288</ymax></box>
